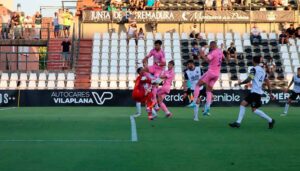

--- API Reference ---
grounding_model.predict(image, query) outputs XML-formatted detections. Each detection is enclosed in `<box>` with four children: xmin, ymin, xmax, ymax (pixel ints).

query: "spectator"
<box><xmin>23</xmin><ymin>16</ymin><xmax>33</xmax><ymax>39</ymax></box>
<box><xmin>222</xmin><ymin>0</ymin><xmax>232</xmax><ymax>10</ymax></box>
<box><xmin>272</xmin><ymin>0</ymin><xmax>283</xmax><ymax>7</ymax></box>
<box><xmin>266</xmin><ymin>57</ymin><xmax>276</xmax><ymax>80</ymax></box>
<box><xmin>279</xmin><ymin>29</ymin><xmax>288</xmax><ymax>44</ymax></box>
<box><xmin>190</xmin><ymin>24</ymin><xmax>198</xmax><ymax>39</ymax></box>
<box><xmin>127</xmin><ymin>22</ymin><xmax>138</xmax><ymax>44</ymax></box>
<box><xmin>53</xmin><ymin>12</ymin><xmax>59</xmax><ymax>38</ymax></box>
<box><xmin>227</xmin><ymin>42</ymin><xmax>238</xmax><ymax>62</ymax></box>
<box><xmin>295</xmin><ymin>28</ymin><xmax>300</xmax><ymax>39</ymax></box>
<box><xmin>58</xmin><ymin>9</ymin><xmax>64</xmax><ymax>37</ymax></box>
<box><xmin>191</xmin><ymin>42</ymin><xmax>200</xmax><ymax>60</ymax></box>
<box><xmin>111</xmin><ymin>0</ymin><xmax>123</xmax><ymax>8</ymax></box>
<box><xmin>145</xmin><ymin>0</ymin><xmax>155</xmax><ymax>10</ymax></box>
<box><xmin>138</xmin><ymin>0</ymin><xmax>145</xmax><ymax>10</ymax></box>
<box><xmin>11</xmin><ymin>12</ymin><xmax>21</xmax><ymax>39</ymax></box>
<box><xmin>63</xmin><ymin>9</ymin><xmax>73</xmax><ymax>38</ymax></box>
<box><xmin>220</xmin><ymin>43</ymin><xmax>227</xmax><ymax>57</ymax></box>
<box><xmin>286</xmin><ymin>24</ymin><xmax>295</xmax><ymax>38</ymax></box>
<box><xmin>61</xmin><ymin>38</ymin><xmax>71</xmax><ymax>68</ymax></box>
<box><xmin>137</xmin><ymin>28</ymin><xmax>145</xmax><ymax>40</ymax></box>
<box><xmin>205</xmin><ymin>0</ymin><xmax>214</xmax><ymax>10</ymax></box>
<box><xmin>1</xmin><ymin>10</ymin><xmax>10</xmax><ymax>39</ymax></box>
<box><xmin>250</xmin><ymin>24</ymin><xmax>262</xmax><ymax>44</ymax></box>
<box><xmin>154</xmin><ymin>0</ymin><xmax>160</xmax><ymax>10</ymax></box>
<box><xmin>33</xmin><ymin>11</ymin><xmax>42</xmax><ymax>39</ymax></box>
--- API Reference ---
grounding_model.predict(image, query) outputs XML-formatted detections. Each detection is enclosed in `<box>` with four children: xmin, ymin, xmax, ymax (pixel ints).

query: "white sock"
<box><xmin>254</xmin><ymin>109</ymin><xmax>272</xmax><ymax>123</ymax></box>
<box><xmin>194</xmin><ymin>104</ymin><xmax>199</xmax><ymax>118</ymax></box>
<box><xmin>236</xmin><ymin>105</ymin><xmax>246</xmax><ymax>124</ymax></box>
<box><xmin>136</xmin><ymin>102</ymin><xmax>141</xmax><ymax>114</ymax></box>
<box><xmin>284</xmin><ymin>103</ymin><xmax>289</xmax><ymax>114</ymax></box>
<box><xmin>152</xmin><ymin>108</ymin><xmax>157</xmax><ymax>116</ymax></box>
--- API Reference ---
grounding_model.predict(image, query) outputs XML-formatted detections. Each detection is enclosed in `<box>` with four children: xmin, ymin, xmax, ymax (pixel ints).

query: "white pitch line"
<box><xmin>130</xmin><ymin>116</ymin><xmax>138</xmax><ymax>142</ymax></box>
<box><xmin>0</xmin><ymin>139</ymin><xmax>130</xmax><ymax>143</ymax></box>
<box><xmin>0</xmin><ymin>107</ymin><xmax>17</xmax><ymax>111</ymax></box>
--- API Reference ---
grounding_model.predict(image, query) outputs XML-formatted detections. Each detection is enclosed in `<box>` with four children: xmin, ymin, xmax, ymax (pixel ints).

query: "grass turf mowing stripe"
<box><xmin>0</xmin><ymin>139</ymin><xmax>130</xmax><ymax>143</ymax></box>
<box><xmin>130</xmin><ymin>116</ymin><xmax>138</xmax><ymax>142</ymax></box>
<box><xmin>0</xmin><ymin>107</ymin><xmax>17</xmax><ymax>111</ymax></box>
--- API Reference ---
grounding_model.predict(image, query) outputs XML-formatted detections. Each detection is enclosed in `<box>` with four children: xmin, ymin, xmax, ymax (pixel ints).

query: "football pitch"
<box><xmin>0</xmin><ymin>107</ymin><xmax>299</xmax><ymax>171</ymax></box>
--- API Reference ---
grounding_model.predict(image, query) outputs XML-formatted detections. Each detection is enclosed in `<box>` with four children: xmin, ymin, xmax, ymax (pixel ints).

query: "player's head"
<box><xmin>168</xmin><ymin>60</ymin><xmax>174</xmax><ymax>70</ymax></box>
<box><xmin>298</xmin><ymin>67</ymin><xmax>300</xmax><ymax>75</ymax></box>
<box><xmin>209</xmin><ymin>41</ymin><xmax>217</xmax><ymax>50</ymax></box>
<box><xmin>253</xmin><ymin>56</ymin><xmax>262</xmax><ymax>65</ymax></box>
<box><xmin>192</xmin><ymin>42</ymin><xmax>198</xmax><ymax>47</ymax></box>
<box><xmin>186</xmin><ymin>59</ymin><xmax>195</xmax><ymax>70</ymax></box>
<box><xmin>154</xmin><ymin>40</ymin><xmax>162</xmax><ymax>50</ymax></box>
<box><xmin>137</xmin><ymin>67</ymin><xmax>144</xmax><ymax>75</ymax></box>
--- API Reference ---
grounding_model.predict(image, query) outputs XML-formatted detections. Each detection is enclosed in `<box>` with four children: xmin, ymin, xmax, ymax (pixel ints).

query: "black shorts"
<box><xmin>187</xmin><ymin>87</ymin><xmax>206</xmax><ymax>98</ymax></box>
<box><xmin>289</xmin><ymin>91</ymin><xmax>300</xmax><ymax>100</ymax></box>
<box><xmin>244</xmin><ymin>93</ymin><xmax>262</xmax><ymax>109</ymax></box>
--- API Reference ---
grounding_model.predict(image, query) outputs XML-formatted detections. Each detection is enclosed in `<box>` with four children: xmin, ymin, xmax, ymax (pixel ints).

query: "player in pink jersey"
<box><xmin>143</xmin><ymin>40</ymin><xmax>166</xmax><ymax>77</ymax></box>
<box><xmin>188</xmin><ymin>41</ymin><xmax>226</xmax><ymax>115</ymax></box>
<box><xmin>143</xmin><ymin>40</ymin><xmax>166</xmax><ymax>110</ymax></box>
<box><xmin>157</xmin><ymin>61</ymin><xmax>175</xmax><ymax>118</ymax></box>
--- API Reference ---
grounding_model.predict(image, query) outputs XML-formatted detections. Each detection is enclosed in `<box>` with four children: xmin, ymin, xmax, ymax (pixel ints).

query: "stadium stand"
<box><xmin>90</xmin><ymin>32</ymin><xmax>183</xmax><ymax>89</ymax></box>
<box><xmin>0</xmin><ymin>72</ymin><xmax>75</xmax><ymax>89</ymax></box>
<box><xmin>88</xmin><ymin>31</ymin><xmax>300</xmax><ymax>90</ymax></box>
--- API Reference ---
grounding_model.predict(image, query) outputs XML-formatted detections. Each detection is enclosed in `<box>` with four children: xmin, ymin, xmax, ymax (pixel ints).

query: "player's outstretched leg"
<box><xmin>229</xmin><ymin>101</ymin><xmax>247</xmax><ymax>128</ymax></box>
<box><xmin>133</xmin><ymin>102</ymin><xmax>142</xmax><ymax>117</ymax></box>
<box><xmin>282</xmin><ymin>98</ymin><xmax>292</xmax><ymax>116</ymax></box>
<box><xmin>203</xmin><ymin>90</ymin><xmax>212</xmax><ymax>116</ymax></box>
<box><xmin>253</xmin><ymin>108</ymin><xmax>275</xmax><ymax>129</ymax></box>
<box><xmin>158</xmin><ymin>94</ymin><xmax>172</xmax><ymax>118</ymax></box>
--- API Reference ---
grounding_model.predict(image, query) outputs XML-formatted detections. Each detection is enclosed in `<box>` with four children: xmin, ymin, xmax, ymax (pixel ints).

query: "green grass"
<box><xmin>0</xmin><ymin>107</ymin><xmax>300</xmax><ymax>171</ymax></box>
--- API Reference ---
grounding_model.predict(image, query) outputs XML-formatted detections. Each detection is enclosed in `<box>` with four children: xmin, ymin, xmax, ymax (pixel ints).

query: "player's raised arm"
<box><xmin>235</xmin><ymin>68</ymin><xmax>255</xmax><ymax>87</ymax></box>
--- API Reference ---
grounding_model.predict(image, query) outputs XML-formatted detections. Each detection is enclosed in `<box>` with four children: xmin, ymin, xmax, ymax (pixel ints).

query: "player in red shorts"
<box><xmin>157</xmin><ymin>60</ymin><xmax>175</xmax><ymax>118</ymax></box>
<box><xmin>132</xmin><ymin>67</ymin><xmax>157</xmax><ymax>120</ymax></box>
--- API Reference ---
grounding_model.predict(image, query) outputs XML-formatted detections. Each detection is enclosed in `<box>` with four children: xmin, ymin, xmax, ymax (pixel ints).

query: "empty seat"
<box><xmin>10</xmin><ymin>73</ymin><xmax>18</xmax><ymax>81</ymax></box>
<box><xmin>0</xmin><ymin>80</ymin><xmax>8</xmax><ymax>89</ymax></box>
<box><xmin>67</xmin><ymin>73</ymin><xmax>75</xmax><ymax>81</ymax></box>
<box><xmin>39</xmin><ymin>73</ymin><xmax>47</xmax><ymax>81</ymax></box>
<box><xmin>37</xmin><ymin>80</ymin><xmax>46</xmax><ymax>89</ymax></box>
<box><xmin>57</xmin><ymin>73</ymin><xmax>65</xmax><ymax>81</ymax></box>
<box><xmin>47</xmin><ymin>81</ymin><xmax>55</xmax><ymax>89</ymax></box>
<box><xmin>57</xmin><ymin>80</ymin><xmax>65</xmax><ymax>89</ymax></box>
<box><xmin>28</xmin><ymin>81</ymin><xmax>36</xmax><ymax>89</ymax></box>
<box><xmin>66</xmin><ymin>81</ymin><xmax>74</xmax><ymax>89</ymax></box>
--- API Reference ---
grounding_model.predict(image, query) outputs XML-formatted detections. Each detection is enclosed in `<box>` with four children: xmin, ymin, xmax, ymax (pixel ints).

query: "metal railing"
<box><xmin>0</xmin><ymin>51</ymin><xmax>76</xmax><ymax>71</ymax></box>
<box><xmin>0</xmin><ymin>23</ymin><xmax>52</xmax><ymax>41</ymax></box>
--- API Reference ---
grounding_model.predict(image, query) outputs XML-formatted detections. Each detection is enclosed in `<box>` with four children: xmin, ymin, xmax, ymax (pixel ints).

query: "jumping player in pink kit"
<box><xmin>188</xmin><ymin>41</ymin><xmax>226</xmax><ymax>115</ymax></box>
<box><xmin>157</xmin><ymin>61</ymin><xmax>175</xmax><ymax>118</ymax></box>
<box><xmin>143</xmin><ymin>40</ymin><xmax>166</xmax><ymax>77</ymax></box>
<box><xmin>143</xmin><ymin>40</ymin><xmax>166</xmax><ymax>109</ymax></box>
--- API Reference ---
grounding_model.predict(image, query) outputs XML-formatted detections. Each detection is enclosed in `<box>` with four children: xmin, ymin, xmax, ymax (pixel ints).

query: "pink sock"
<box><xmin>159</xmin><ymin>102</ymin><xmax>170</xmax><ymax>114</ymax></box>
<box><xmin>193</xmin><ymin>85</ymin><xmax>200</xmax><ymax>103</ymax></box>
<box><xmin>206</xmin><ymin>91</ymin><xmax>212</xmax><ymax>106</ymax></box>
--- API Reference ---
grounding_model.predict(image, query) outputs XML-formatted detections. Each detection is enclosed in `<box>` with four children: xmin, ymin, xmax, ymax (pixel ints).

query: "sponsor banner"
<box><xmin>82</xmin><ymin>10</ymin><xmax>295</xmax><ymax>23</ymax></box>
<box><xmin>0</xmin><ymin>89</ymin><xmax>296</xmax><ymax>107</ymax></box>
<box><xmin>0</xmin><ymin>90</ymin><xmax>18</xmax><ymax>107</ymax></box>
<box><xmin>251</xmin><ymin>11</ymin><xmax>295</xmax><ymax>22</ymax></box>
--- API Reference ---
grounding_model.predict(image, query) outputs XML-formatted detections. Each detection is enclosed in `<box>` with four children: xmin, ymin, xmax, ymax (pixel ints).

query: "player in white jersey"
<box><xmin>282</xmin><ymin>67</ymin><xmax>300</xmax><ymax>116</ymax></box>
<box><xmin>183</xmin><ymin>60</ymin><xmax>206</xmax><ymax>121</ymax></box>
<box><xmin>229</xmin><ymin>56</ymin><xmax>276</xmax><ymax>129</ymax></box>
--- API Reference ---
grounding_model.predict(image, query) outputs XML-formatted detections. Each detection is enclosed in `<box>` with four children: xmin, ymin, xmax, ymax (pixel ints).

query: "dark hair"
<box><xmin>187</xmin><ymin>59</ymin><xmax>194</xmax><ymax>64</ymax></box>
<box><xmin>253</xmin><ymin>56</ymin><xmax>261</xmax><ymax>64</ymax></box>
<box><xmin>298</xmin><ymin>67</ymin><xmax>300</xmax><ymax>71</ymax></box>
<box><xmin>168</xmin><ymin>60</ymin><xmax>175</xmax><ymax>66</ymax></box>
<box><xmin>210</xmin><ymin>41</ymin><xmax>216</xmax><ymax>45</ymax></box>
<box><xmin>192</xmin><ymin>41</ymin><xmax>198</xmax><ymax>46</ymax></box>
<box><xmin>154</xmin><ymin>40</ymin><xmax>162</xmax><ymax>45</ymax></box>
<box><xmin>137</xmin><ymin>67</ymin><xmax>143</xmax><ymax>74</ymax></box>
